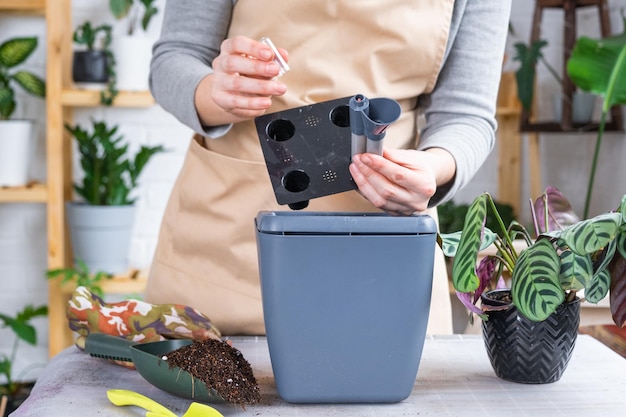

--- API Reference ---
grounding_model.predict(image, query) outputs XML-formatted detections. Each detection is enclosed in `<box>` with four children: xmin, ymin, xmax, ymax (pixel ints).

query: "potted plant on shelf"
<box><xmin>109</xmin><ymin>0</ymin><xmax>159</xmax><ymax>91</ymax></box>
<box><xmin>567</xmin><ymin>17</ymin><xmax>626</xmax><ymax>219</ymax></box>
<box><xmin>65</xmin><ymin>119</ymin><xmax>165</xmax><ymax>274</ymax></box>
<box><xmin>513</xmin><ymin>39</ymin><xmax>595</xmax><ymax>125</ymax></box>
<box><xmin>46</xmin><ymin>259</ymin><xmax>113</xmax><ymax>299</ymax></box>
<box><xmin>0</xmin><ymin>36</ymin><xmax>46</xmax><ymax>187</ymax></box>
<box><xmin>0</xmin><ymin>304</ymin><xmax>48</xmax><ymax>417</ymax></box>
<box><xmin>439</xmin><ymin>187</ymin><xmax>626</xmax><ymax>384</ymax></box>
<box><xmin>71</xmin><ymin>21</ymin><xmax>118</xmax><ymax>105</ymax></box>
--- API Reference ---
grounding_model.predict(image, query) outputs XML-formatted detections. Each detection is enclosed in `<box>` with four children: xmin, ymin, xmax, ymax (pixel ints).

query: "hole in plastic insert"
<box><xmin>282</xmin><ymin>170</ymin><xmax>310</xmax><ymax>193</ymax></box>
<box><xmin>266</xmin><ymin>119</ymin><xmax>295</xmax><ymax>141</ymax></box>
<box><xmin>329</xmin><ymin>105</ymin><xmax>350</xmax><ymax>128</ymax></box>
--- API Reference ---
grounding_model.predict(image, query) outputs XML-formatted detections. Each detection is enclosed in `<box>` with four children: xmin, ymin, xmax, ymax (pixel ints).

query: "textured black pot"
<box><xmin>72</xmin><ymin>50</ymin><xmax>109</xmax><ymax>83</ymax></box>
<box><xmin>2</xmin><ymin>381</ymin><xmax>34</xmax><ymax>417</ymax></box>
<box><xmin>481</xmin><ymin>289</ymin><xmax>580</xmax><ymax>384</ymax></box>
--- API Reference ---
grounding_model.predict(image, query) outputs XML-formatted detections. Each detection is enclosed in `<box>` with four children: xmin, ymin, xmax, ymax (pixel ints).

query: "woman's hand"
<box><xmin>195</xmin><ymin>36</ymin><xmax>288</xmax><ymax>126</ymax></box>
<box><xmin>349</xmin><ymin>148</ymin><xmax>456</xmax><ymax>216</ymax></box>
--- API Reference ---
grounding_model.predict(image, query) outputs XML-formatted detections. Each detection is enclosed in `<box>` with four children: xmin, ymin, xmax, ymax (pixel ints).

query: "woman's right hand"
<box><xmin>195</xmin><ymin>35</ymin><xmax>288</xmax><ymax>126</ymax></box>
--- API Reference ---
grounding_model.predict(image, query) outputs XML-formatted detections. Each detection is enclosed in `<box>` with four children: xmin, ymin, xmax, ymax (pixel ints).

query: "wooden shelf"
<box><xmin>61</xmin><ymin>89</ymin><xmax>155</xmax><ymax>107</ymax></box>
<box><xmin>0</xmin><ymin>0</ymin><xmax>45</xmax><ymax>13</ymax></box>
<box><xmin>59</xmin><ymin>269</ymin><xmax>148</xmax><ymax>296</ymax></box>
<box><xmin>0</xmin><ymin>183</ymin><xmax>47</xmax><ymax>203</ymax></box>
<box><xmin>44</xmin><ymin>0</ymin><xmax>156</xmax><ymax>356</ymax></box>
<box><xmin>520</xmin><ymin>119</ymin><xmax>623</xmax><ymax>133</ymax></box>
<box><xmin>521</xmin><ymin>0</ymin><xmax>623</xmax><ymax>132</ymax></box>
<box><xmin>540</xmin><ymin>0</ymin><xmax>605</xmax><ymax>7</ymax></box>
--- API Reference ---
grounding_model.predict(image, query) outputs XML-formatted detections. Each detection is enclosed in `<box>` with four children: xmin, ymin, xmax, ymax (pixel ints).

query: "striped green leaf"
<box><xmin>586</xmin><ymin>268</ymin><xmax>611</xmax><ymax>304</ymax></box>
<box><xmin>13</xmin><ymin>71</ymin><xmax>46</xmax><ymax>97</ymax></box>
<box><xmin>0</xmin><ymin>37</ymin><xmax>37</xmax><ymax>68</ymax></box>
<box><xmin>619</xmin><ymin>194</ymin><xmax>626</xmax><ymax>219</ymax></box>
<box><xmin>594</xmin><ymin>237</ymin><xmax>617</xmax><ymax>275</ymax></box>
<box><xmin>451</xmin><ymin>194</ymin><xmax>488</xmax><ymax>293</ymax></box>
<box><xmin>440</xmin><ymin>228</ymin><xmax>497</xmax><ymax>258</ymax></box>
<box><xmin>440</xmin><ymin>231</ymin><xmax>461</xmax><ymax>257</ymax></box>
<box><xmin>560</xmin><ymin>212</ymin><xmax>621</xmax><ymax>255</ymax></box>
<box><xmin>512</xmin><ymin>238</ymin><xmax>563</xmax><ymax>321</ymax></box>
<box><xmin>559</xmin><ymin>250</ymin><xmax>592</xmax><ymax>291</ymax></box>
<box><xmin>617</xmin><ymin>226</ymin><xmax>626</xmax><ymax>260</ymax></box>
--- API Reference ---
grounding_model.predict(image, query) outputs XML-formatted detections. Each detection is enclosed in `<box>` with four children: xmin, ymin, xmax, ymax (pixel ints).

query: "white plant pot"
<box><xmin>67</xmin><ymin>203</ymin><xmax>136</xmax><ymax>274</ymax></box>
<box><xmin>111</xmin><ymin>35</ymin><xmax>154</xmax><ymax>91</ymax></box>
<box><xmin>0</xmin><ymin>120</ymin><xmax>34</xmax><ymax>186</ymax></box>
<box><xmin>552</xmin><ymin>92</ymin><xmax>596</xmax><ymax>124</ymax></box>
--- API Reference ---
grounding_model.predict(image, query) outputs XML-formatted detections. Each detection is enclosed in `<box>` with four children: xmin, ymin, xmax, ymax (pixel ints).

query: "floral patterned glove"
<box><xmin>67</xmin><ymin>286</ymin><xmax>222</xmax><ymax>351</ymax></box>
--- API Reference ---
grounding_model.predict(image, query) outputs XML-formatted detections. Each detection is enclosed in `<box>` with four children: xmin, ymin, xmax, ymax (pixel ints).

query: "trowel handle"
<box><xmin>107</xmin><ymin>390</ymin><xmax>178</xmax><ymax>417</ymax></box>
<box><xmin>84</xmin><ymin>332</ymin><xmax>134</xmax><ymax>362</ymax></box>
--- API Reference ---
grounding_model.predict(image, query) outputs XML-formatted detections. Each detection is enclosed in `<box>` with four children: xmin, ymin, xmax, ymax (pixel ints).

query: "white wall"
<box><xmin>454</xmin><ymin>0</ymin><xmax>626</xmax><ymax>220</ymax></box>
<box><xmin>1</xmin><ymin>0</ymin><xmax>626</xmax><ymax>378</ymax></box>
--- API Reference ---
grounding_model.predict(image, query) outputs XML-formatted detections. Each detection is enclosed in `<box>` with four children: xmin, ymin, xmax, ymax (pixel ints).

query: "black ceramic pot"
<box><xmin>2</xmin><ymin>381</ymin><xmax>34</xmax><ymax>417</ymax></box>
<box><xmin>481</xmin><ymin>289</ymin><xmax>580</xmax><ymax>384</ymax></box>
<box><xmin>72</xmin><ymin>50</ymin><xmax>109</xmax><ymax>84</ymax></box>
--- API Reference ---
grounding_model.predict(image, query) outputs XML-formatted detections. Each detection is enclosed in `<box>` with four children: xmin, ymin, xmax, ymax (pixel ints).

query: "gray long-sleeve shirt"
<box><xmin>149</xmin><ymin>0</ymin><xmax>512</xmax><ymax>204</ymax></box>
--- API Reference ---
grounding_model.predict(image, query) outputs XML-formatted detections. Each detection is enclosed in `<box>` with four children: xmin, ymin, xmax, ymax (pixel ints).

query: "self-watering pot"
<box><xmin>255</xmin><ymin>211</ymin><xmax>437</xmax><ymax>403</ymax></box>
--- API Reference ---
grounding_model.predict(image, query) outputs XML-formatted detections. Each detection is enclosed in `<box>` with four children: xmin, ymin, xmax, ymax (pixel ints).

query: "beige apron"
<box><xmin>146</xmin><ymin>0</ymin><xmax>455</xmax><ymax>335</ymax></box>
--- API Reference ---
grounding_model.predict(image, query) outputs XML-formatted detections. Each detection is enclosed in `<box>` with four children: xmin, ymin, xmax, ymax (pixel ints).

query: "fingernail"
<box><xmin>260</xmin><ymin>49</ymin><xmax>272</xmax><ymax>60</ymax></box>
<box><xmin>360</xmin><ymin>154</ymin><xmax>371</xmax><ymax>165</ymax></box>
<box><xmin>267</xmin><ymin>62</ymin><xmax>279</xmax><ymax>73</ymax></box>
<box><xmin>274</xmin><ymin>81</ymin><xmax>287</xmax><ymax>94</ymax></box>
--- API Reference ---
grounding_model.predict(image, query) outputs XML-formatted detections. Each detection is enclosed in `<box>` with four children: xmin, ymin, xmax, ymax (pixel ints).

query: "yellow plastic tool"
<box><xmin>107</xmin><ymin>389</ymin><xmax>224</xmax><ymax>417</ymax></box>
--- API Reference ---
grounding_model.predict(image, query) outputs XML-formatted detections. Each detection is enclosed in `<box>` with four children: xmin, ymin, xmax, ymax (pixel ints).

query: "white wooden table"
<box><xmin>10</xmin><ymin>335</ymin><xmax>626</xmax><ymax>417</ymax></box>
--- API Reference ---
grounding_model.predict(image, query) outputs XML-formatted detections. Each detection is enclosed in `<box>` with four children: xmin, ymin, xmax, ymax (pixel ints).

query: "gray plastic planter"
<box><xmin>255</xmin><ymin>211</ymin><xmax>437</xmax><ymax>403</ymax></box>
<box><xmin>66</xmin><ymin>203</ymin><xmax>136</xmax><ymax>274</ymax></box>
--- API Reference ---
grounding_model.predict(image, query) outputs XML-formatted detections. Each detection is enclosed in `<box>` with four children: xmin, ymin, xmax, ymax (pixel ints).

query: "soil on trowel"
<box><xmin>166</xmin><ymin>339</ymin><xmax>260</xmax><ymax>405</ymax></box>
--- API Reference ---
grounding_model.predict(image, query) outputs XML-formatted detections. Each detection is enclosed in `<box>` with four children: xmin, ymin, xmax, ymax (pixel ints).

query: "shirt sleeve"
<box><xmin>418</xmin><ymin>0</ymin><xmax>512</xmax><ymax>206</ymax></box>
<box><xmin>149</xmin><ymin>0</ymin><xmax>234</xmax><ymax>138</ymax></box>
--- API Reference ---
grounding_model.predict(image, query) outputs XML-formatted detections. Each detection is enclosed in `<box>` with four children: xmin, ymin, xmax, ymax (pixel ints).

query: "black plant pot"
<box><xmin>481</xmin><ymin>289</ymin><xmax>580</xmax><ymax>384</ymax></box>
<box><xmin>2</xmin><ymin>381</ymin><xmax>35</xmax><ymax>417</ymax></box>
<box><xmin>72</xmin><ymin>50</ymin><xmax>109</xmax><ymax>84</ymax></box>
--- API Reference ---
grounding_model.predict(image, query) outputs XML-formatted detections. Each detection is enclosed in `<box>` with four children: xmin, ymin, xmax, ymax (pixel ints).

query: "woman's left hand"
<box><xmin>349</xmin><ymin>148</ymin><xmax>455</xmax><ymax>216</ymax></box>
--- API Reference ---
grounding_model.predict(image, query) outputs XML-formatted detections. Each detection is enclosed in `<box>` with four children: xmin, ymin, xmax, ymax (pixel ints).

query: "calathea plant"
<box><xmin>439</xmin><ymin>187</ymin><xmax>626</xmax><ymax>325</ymax></box>
<box><xmin>65</xmin><ymin>120</ymin><xmax>165</xmax><ymax>205</ymax></box>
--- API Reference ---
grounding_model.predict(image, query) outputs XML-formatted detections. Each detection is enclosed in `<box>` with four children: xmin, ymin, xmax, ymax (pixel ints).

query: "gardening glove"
<box><xmin>67</xmin><ymin>286</ymin><xmax>222</xmax><ymax>353</ymax></box>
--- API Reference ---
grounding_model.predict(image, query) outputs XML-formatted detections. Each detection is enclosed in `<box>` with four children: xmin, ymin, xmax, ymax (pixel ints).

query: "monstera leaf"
<box><xmin>567</xmin><ymin>19</ymin><xmax>626</xmax><ymax>219</ymax></box>
<box><xmin>567</xmin><ymin>22</ymin><xmax>626</xmax><ymax>111</ymax></box>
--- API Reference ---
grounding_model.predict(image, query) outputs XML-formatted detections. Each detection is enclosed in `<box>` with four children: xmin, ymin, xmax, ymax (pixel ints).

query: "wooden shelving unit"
<box><xmin>58</xmin><ymin>270</ymin><xmax>149</xmax><ymax>296</ymax></box>
<box><xmin>0</xmin><ymin>0</ymin><xmax>45</xmax><ymax>14</ymax></box>
<box><xmin>60</xmin><ymin>89</ymin><xmax>155</xmax><ymax>107</ymax></box>
<box><xmin>520</xmin><ymin>0</ymin><xmax>623</xmax><ymax>133</ymax></box>
<box><xmin>0</xmin><ymin>183</ymin><xmax>48</xmax><ymax>203</ymax></box>
<box><xmin>1</xmin><ymin>0</ymin><xmax>155</xmax><ymax>357</ymax></box>
<box><xmin>45</xmin><ymin>0</ymin><xmax>156</xmax><ymax>356</ymax></box>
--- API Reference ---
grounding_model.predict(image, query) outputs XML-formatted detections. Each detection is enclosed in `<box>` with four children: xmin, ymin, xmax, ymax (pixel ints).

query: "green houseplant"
<box><xmin>440</xmin><ymin>187</ymin><xmax>626</xmax><ymax>383</ymax></box>
<box><xmin>513</xmin><ymin>38</ymin><xmax>595</xmax><ymax>124</ymax></box>
<box><xmin>0</xmin><ymin>304</ymin><xmax>48</xmax><ymax>417</ymax></box>
<box><xmin>567</xmin><ymin>17</ymin><xmax>626</xmax><ymax>219</ymax></box>
<box><xmin>0</xmin><ymin>36</ymin><xmax>46</xmax><ymax>186</ymax></box>
<box><xmin>109</xmin><ymin>0</ymin><xmax>158</xmax><ymax>36</ymax></box>
<box><xmin>46</xmin><ymin>259</ymin><xmax>113</xmax><ymax>299</ymax></box>
<box><xmin>109</xmin><ymin>0</ymin><xmax>159</xmax><ymax>92</ymax></box>
<box><xmin>72</xmin><ymin>22</ymin><xmax>118</xmax><ymax>105</ymax></box>
<box><xmin>64</xmin><ymin>120</ymin><xmax>165</xmax><ymax>273</ymax></box>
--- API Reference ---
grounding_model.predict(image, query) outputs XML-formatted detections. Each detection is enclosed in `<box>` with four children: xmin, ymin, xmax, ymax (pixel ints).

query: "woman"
<box><xmin>146</xmin><ymin>0</ymin><xmax>512</xmax><ymax>335</ymax></box>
